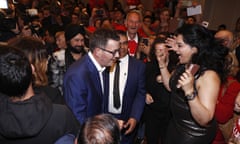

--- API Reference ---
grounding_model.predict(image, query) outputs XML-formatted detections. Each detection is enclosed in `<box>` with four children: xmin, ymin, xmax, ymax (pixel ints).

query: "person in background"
<box><xmin>64</xmin><ymin>24</ymin><xmax>88</xmax><ymax>70</ymax></box>
<box><xmin>138</xmin><ymin>15</ymin><xmax>155</xmax><ymax>38</ymax></box>
<box><xmin>0</xmin><ymin>45</ymin><xmax>79</xmax><ymax>143</ymax></box>
<box><xmin>185</xmin><ymin>16</ymin><xmax>197</xmax><ymax>25</ymax></box>
<box><xmin>112</xmin><ymin>8</ymin><xmax>126</xmax><ymax>31</ymax></box>
<box><xmin>212</xmin><ymin>53</ymin><xmax>240</xmax><ymax>144</ymax></box>
<box><xmin>86</xmin><ymin>17</ymin><xmax>102</xmax><ymax>34</ymax></box>
<box><xmin>144</xmin><ymin>37</ymin><xmax>178</xmax><ymax>144</ymax></box>
<box><xmin>217</xmin><ymin>24</ymin><xmax>227</xmax><ymax>31</ymax></box>
<box><xmin>233</xmin><ymin>17</ymin><xmax>240</xmax><ymax>50</ymax></box>
<box><xmin>77</xmin><ymin>114</ymin><xmax>121</xmax><ymax>144</ymax></box>
<box><xmin>48</xmin><ymin>24</ymin><xmax>87</xmax><ymax>94</ymax></box>
<box><xmin>215</xmin><ymin>30</ymin><xmax>234</xmax><ymax>53</ymax></box>
<box><xmin>106</xmin><ymin>30</ymin><xmax>146</xmax><ymax>144</ymax></box>
<box><xmin>63</xmin><ymin>28</ymin><xmax>120</xmax><ymax>124</ymax></box>
<box><xmin>229</xmin><ymin>84</ymin><xmax>240</xmax><ymax>144</ymax></box>
<box><xmin>233</xmin><ymin>17</ymin><xmax>240</xmax><ymax>64</ymax></box>
<box><xmin>159</xmin><ymin>24</ymin><xmax>229</xmax><ymax>144</ymax></box>
<box><xmin>100</xmin><ymin>18</ymin><xmax>114</xmax><ymax>30</ymax></box>
<box><xmin>48</xmin><ymin>31</ymin><xmax>67</xmax><ymax>94</ymax></box>
<box><xmin>71</xmin><ymin>13</ymin><xmax>81</xmax><ymax>25</ymax></box>
<box><xmin>125</xmin><ymin>10</ymin><xmax>142</xmax><ymax>57</ymax></box>
<box><xmin>9</xmin><ymin>36</ymin><xmax>64</xmax><ymax>104</ymax></box>
<box><xmin>151</xmin><ymin>8</ymin><xmax>171</xmax><ymax>34</ymax></box>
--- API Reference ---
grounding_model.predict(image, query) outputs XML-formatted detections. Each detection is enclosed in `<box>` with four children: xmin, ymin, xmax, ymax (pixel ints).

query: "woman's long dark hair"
<box><xmin>175</xmin><ymin>24</ymin><xmax>229</xmax><ymax>82</ymax></box>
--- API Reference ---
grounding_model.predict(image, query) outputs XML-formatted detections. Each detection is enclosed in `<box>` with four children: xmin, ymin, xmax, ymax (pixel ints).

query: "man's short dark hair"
<box><xmin>89</xmin><ymin>28</ymin><xmax>120</xmax><ymax>52</ymax></box>
<box><xmin>78</xmin><ymin>114</ymin><xmax>120</xmax><ymax>144</ymax></box>
<box><xmin>0</xmin><ymin>45</ymin><xmax>32</xmax><ymax>97</ymax></box>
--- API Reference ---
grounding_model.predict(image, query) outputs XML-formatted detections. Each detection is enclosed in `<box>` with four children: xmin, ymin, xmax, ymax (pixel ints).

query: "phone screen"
<box><xmin>0</xmin><ymin>0</ymin><xmax>8</xmax><ymax>9</ymax></box>
<box><xmin>188</xmin><ymin>64</ymin><xmax>200</xmax><ymax>75</ymax></box>
<box><xmin>142</xmin><ymin>38</ymin><xmax>148</xmax><ymax>46</ymax></box>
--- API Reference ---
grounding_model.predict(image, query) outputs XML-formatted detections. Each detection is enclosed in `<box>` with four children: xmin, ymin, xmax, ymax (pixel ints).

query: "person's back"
<box><xmin>0</xmin><ymin>45</ymin><xmax>80</xmax><ymax>144</ymax></box>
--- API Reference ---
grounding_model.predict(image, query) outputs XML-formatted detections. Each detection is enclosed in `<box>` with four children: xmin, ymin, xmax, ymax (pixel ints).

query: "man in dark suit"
<box><xmin>63</xmin><ymin>28</ymin><xmax>120</xmax><ymax>124</ymax></box>
<box><xmin>105</xmin><ymin>30</ymin><xmax>146</xmax><ymax>144</ymax></box>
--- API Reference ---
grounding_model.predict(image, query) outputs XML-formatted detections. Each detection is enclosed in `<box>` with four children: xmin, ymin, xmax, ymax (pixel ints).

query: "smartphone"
<box><xmin>188</xmin><ymin>64</ymin><xmax>200</xmax><ymax>75</ymax></box>
<box><xmin>0</xmin><ymin>0</ymin><xmax>8</xmax><ymax>9</ymax></box>
<box><xmin>142</xmin><ymin>38</ymin><xmax>148</xmax><ymax>46</ymax></box>
<box><xmin>177</xmin><ymin>64</ymin><xmax>200</xmax><ymax>88</ymax></box>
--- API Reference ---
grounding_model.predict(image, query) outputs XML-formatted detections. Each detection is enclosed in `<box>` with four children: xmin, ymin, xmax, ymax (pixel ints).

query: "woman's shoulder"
<box><xmin>197</xmin><ymin>70</ymin><xmax>221</xmax><ymax>88</ymax></box>
<box><xmin>199</xmin><ymin>70</ymin><xmax>220</xmax><ymax>80</ymax></box>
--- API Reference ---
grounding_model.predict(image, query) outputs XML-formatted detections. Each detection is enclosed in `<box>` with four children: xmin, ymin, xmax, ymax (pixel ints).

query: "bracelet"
<box><xmin>185</xmin><ymin>90</ymin><xmax>197</xmax><ymax>101</ymax></box>
<box><xmin>159</xmin><ymin>65</ymin><xmax>166</xmax><ymax>69</ymax></box>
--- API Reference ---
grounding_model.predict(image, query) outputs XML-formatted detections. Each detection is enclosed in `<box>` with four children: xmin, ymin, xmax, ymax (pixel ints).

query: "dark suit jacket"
<box><xmin>63</xmin><ymin>54</ymin><xmax>105</xmax><ymax>124</ymax></box>
<box><xmin>105</xmin><ymin>56</ymin><xmax>146</xmax><ymax>122</ymax></box>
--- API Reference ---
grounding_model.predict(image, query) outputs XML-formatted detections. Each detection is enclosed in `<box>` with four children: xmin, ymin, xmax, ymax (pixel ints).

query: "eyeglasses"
<box><xmin>99</xmin><ymin>47</ymin><xmax>120</xmax><ymax>56</ymax></box>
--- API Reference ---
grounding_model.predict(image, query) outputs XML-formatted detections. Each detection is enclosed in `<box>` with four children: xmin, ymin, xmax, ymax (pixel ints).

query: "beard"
<box><xmin>69</xmin><ymin>45</ymin><xmax>85</xmax><ymax>54</ymax></box>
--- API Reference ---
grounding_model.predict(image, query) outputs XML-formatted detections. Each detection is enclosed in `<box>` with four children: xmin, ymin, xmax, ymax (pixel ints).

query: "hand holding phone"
<box><xmin>188</xmin><ymin>64</ymin><xmax>200</xmax><ymax>75</ymax></box>
<box><xmin>176</xmin><ymin>64</ymin><xmax>200</xmax><ymax>88</ymax></box>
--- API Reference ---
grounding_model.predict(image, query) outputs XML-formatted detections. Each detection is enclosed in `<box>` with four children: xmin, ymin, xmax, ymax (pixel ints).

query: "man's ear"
<box><xmin>31</xmin><ymin>64</ymin><xmax>35</xmax><ymax>74</ymax></box>
<box><xmin>95</xmin><ymin>47</ymin><xmax>103</xmax><ymax>56</ymax></box>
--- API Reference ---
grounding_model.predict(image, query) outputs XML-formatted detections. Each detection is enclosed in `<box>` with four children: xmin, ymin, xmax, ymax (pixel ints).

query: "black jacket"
<box><xmin>0</xmin><ymin>91</ymin><xmax>80</xmax><ymax>144</ymax></box>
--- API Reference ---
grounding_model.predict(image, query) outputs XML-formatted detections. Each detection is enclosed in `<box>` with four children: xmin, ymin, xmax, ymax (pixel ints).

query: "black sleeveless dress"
<box><xmin>165</xmin><ymin>64</ymin><xmax>217</xmax><ymax>144</ymax></box>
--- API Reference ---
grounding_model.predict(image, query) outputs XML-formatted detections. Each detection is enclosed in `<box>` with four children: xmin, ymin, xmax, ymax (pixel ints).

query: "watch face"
<box><xmin>185</xmin><ymin>90</ymin><xmax>197</xmax><ymax>101</ymax></box>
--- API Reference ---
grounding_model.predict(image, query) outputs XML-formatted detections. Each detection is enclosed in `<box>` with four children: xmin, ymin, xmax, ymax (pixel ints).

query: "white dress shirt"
<box><xmin>88</xmin><ymin>52</ymin><xmax>105</xmax><ymax>93</ymax></box>
<box><xmin>108</xmin><ymin>55</ymin><xmax>129</xmax><ymax>114</ymax></box>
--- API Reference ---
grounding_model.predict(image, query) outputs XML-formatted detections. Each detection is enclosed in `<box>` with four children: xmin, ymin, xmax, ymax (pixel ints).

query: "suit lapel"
<box><xmin>86</xmin><ymin>55</ymin><xmax>103</xmax><ymax>97</ymax></box>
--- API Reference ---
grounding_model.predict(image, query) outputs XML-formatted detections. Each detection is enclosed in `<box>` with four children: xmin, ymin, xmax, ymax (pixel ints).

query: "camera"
<box><xmin>142</xmin><ymin>38</ymin><xmax>148</xmax><ymax>46</ymax></box>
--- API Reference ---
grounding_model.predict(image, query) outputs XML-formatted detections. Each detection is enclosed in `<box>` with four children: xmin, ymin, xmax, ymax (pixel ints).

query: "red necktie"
<box><xmin>128</xmin><ymin>40</ymin><xmax>137</xmax><ymax>56</ymax></box>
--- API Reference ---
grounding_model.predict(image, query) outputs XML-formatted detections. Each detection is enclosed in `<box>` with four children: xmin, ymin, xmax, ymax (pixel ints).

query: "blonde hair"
<box><xmin>9</xmin><ymin>37</ymin><xmax>48</xmax><ymax>86</ymax></box>
<box><xmin>227</xmin><ymin>52</ymin><xmax>239</xmax><ymax>77</ymax></box>
<box><xmin>55</xmin><ymin>31</ymin><xmax>65</xmax><ymax>39</ymax></box>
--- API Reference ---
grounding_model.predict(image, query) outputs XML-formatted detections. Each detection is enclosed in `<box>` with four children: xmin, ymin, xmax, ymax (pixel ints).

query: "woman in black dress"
<box><xmin>158</xmin><ymin>24</ymin><xmax>229</xmax><ymax>144</ymax></box>
<box><xmin>144</xmin><ymin>37</ymin><xmax>178</xmax><ymax>144</ymax></box>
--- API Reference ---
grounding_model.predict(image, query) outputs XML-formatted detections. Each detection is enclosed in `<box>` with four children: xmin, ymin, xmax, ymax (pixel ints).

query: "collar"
<box><xmin>88</xmin><ymin>52</ymin><xmax>105</xmax><ymax>72</ymax></box>
<box><xmin>126</xmin><ymin>32</ymin><xmax>138</xmax><ymax>43</ymax></box>
<box><xmin>119</xmin><ymin>54</ymin><xmax>129</xmax><ymax>64</ymax></box>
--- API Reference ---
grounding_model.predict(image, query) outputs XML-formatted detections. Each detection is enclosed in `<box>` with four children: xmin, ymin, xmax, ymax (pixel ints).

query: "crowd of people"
<box><xmin>0</xmin><ymin>0</ymin><xmax>240</xmax><ymax>144</ymax></box>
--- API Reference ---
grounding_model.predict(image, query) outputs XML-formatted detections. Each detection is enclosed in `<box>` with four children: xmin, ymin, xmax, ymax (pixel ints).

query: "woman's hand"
<box><xmin>156</xmin><ymin>46</ymin><xmax>168</xmax><ymax>67</ymax></box>
<box><xmin>165</xmin><ymin>36</ymin><xmax>178</xmax><ymax>52</ymax></box>
<box><xmin>146</xmin><ymin>93</ymin><xmax>154</xmax><ymax>104</ymax></box>
<box><xmin>178</xmin><ymin>69</ymin><xmax>195</xmax><ymax>95</ymax></box>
